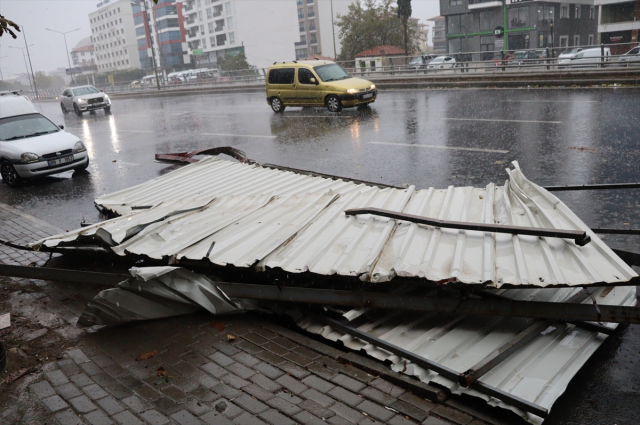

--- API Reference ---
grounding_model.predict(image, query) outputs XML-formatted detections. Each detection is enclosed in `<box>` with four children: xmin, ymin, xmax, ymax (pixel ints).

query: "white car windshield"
<box><xmin>0</xmin><ymin>113</ymin><xmax>60</xmax><ymax>141</ymax></box>
<box><xmin>409</xmin><ymin>56</ymin><xmax>423</xmax><ymax>64</ymax></box>
<box><xmin>514</xmin><ymin>52</ymin><xmax>528</xmax><ymax>59</ymax></box>
<box><xmin>431</xmin><ymin>57</ymin><xmax>444</xmax><ymax>63</ymax></box>
<box><xmin>313</xmin><ymin>64</ymin><xmax>351</xmax><ymax>82</ymax></box>
<box><xmin>562</xmin><ymin>48</ymin><xmax>581</xmax><ymax>55</ymax></box>
<box><xmin>72</xmin><ymin>86</ymin><xmax>100</xmax><ymax>96</ymax></box>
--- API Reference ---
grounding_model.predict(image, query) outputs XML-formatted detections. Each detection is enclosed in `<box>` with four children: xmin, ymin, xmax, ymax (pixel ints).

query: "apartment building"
<box><xmin>179</xmin><ymin>0</ymin><xmax>298</xmax><ymax>70</ymax></box>
<box><xmin>294</xmin><ymin>0</ymin><xmax>353</xmax><ymax>59</ymax></box>
<box><xmin>133</xmin><ymin>0</ymin><xmax>189</xmax><ymax>73</ymax></box>
<box><xmin>439</xmin><ymin>0</ymin><xmax>599</xmax><ymax>59</ymax></box>
<box><xmin>89</xmin><ymin>0</ymin><xmax>142</xmax><ymax>72</ymax></box>
<box><xmin>597</xmin><ymin>0</ymin><xmax>640</xmax><ymax>54</ymax></box>
<box><xmin>70</xmin><ymin>37</ymin><xmax>97</xmax><ymax>72</ymax></box>
<box><xmin>428</xmin><ymin>16</ymin><xmax>447</xmax><ymax>53</ymax></box>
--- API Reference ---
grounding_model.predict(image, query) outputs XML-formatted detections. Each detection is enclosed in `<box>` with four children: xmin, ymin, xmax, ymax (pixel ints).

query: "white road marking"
<box><xmin>201</xmin><ymin>133</ymin><xmax>276</xmax><ymax>139</ymax></box>
<box><xmin>502</xmin><ymin>100</ymin><xmax>598</xmax><ymax>103</ymax></box>
<box><xmin>115</xmin><ymin>161</ymin><xmax>140</xmax><ymax>166</ymax></box>
<box><xmin>369</xmin><ymin>142</ymin><xmax>509</xmax><ymax>154</ymax></box>
<box><xmin>444</xmin><ymin>118</ymin><xmax>562</xmax><ymax>124</ymax></box>
<box><xmin>118</xmin><ymin>130</ymin><xmax>153</xmax><ymax>133</ymax></box>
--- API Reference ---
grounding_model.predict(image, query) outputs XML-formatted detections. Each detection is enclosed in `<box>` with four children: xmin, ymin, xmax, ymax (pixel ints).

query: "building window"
<box><xmin>560</xmin><ymin>6</ymin><xmax>569</xmax><ymax>19</ymax></box>
<box><xmin>208</xmin><ymin>22</ymin><xmax>214</xmax><ymax>33</ymax></box>
<box><xmin>449</xmin><ymin>0</ymin><xmax>462</xmax><ymax>6</ymax></box>
<box><xmin>298</xmin><ymin>8</ymin><xmax>304</xmax><ymax>19</ymax></box>
<box><xmin>309</xmin><ymin>21</ymin><xmax>316</xmax><ymax>31</ymax></box>
<box><xmin>227</xmin><ymin>17</ymin><xmax>233</xmax><ymax>30</ymax></box>
<box><xmin>207</xmin><ymin>8</ymin><xmax>212</xmax><ymax>19</ymax></box>
<box><xmin>297</xmin><ymin>0</ymin><xmax>303</xmax><ymax>5</ymax></box>
<box><xmin>299</xmin><ymin>21</ymin><xmax>305</xmax><ymax>32</ymax></box>
<box><xmin>200</xmin><ymin>24</ymin><xmax>205</xmax><ymax>34</ymax></box>
<box><xmin>210</xmin><ymin>36</ymin><xmax>216</xmax><ymax>47</ymax></box>
<box><xmin>508</xmin><ymin>6</ymin><xmax>529</xmax><ymax>29</ymax></box>
<box><xmin>588</xmin><ymin>34</ymin><xmax>594</xmax><ymax>46</ymax></box>
<box><xmin>589</xmin><ymin>7</ymin><xmax>595</xmax><ymax>19</ymax></box>
<box><xmin>559</xmin><ymin>35</ymin><xmax>568</xmax><ymax>47</ymax></box>
<box><xmin>295</xmin><ymin>48</ymin><xmax>308</xmax><ymax>59</ymax></box>
<box><xmin>310</xmin><ymin>46</ymin><xmax>317</xmax><ymax>54</ymax></box>
<box><xmin>307</xmin><ymin>6</ymin><xmax>314</xmax><ymax>17</ymax></box>
<box><xmin>310</xmin><ymin>33</ymin><xmax>317</xmax><ymax>44</ymax></box>
<box><xmin>215</xmin><ymin>19</ymin><xmax>224</xmax><ymax>31</ymax></box>
<box><xmin>575</xmin><ymin>5</ymin><xmax>581</xmax><ymax>19</ymax></box>
<box><xmin>299</xmin><ymin>34</ymin><xmax>307</xmax><ymax>44</ymax></box>
<box><xmin>198</xmin><ymin>11</ymin><xmax>203</xmax><ymax>21</ymax></box>
<box><xmin>202</xmin><ymin>38</ymin><xmax>207</xmax><ymax>48</ymax></box>
<box><xmin>229</xmin><ymin>32</ymin><xmax>235</xmax><ymax>44</ymax></box>
<box><xmin>214</xmin><ymin>5</ymin><xmax>223</xmax><ymax>17</ymax></box>
<box><xmin>447</xmin><ymin>15</ymin><xmax>462</xmax><ymax>34</ymax></box>
<box><xmin>225</xmin><ymin>2</ymin><xmax>231</xmax><ymax>15</ymax></box>
<box><xmin>216</xmin><ymin>33</ymin><xmax>226</xmax><ymax>45</ymax></box>
<box><xmin>573</xmin><ymin>35</ymin><xmax>580</xmax><ymax>46</ymax></box>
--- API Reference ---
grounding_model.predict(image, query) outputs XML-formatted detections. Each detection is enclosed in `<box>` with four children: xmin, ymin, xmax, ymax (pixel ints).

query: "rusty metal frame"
<box><xmin>312</xmin><ymin>314</ymin><xmax>549</xmax><ymax>418</ymax></box>
<box><xmin>545</xmin><ymin>182</ymin><xmax>640</xmax><ymax>191</ymax></box>
<box><xmin>154</xmin><ymin>146</ymin><xmax>256</xmax><ymax>164</ymax></box>
<box><xmin>345</xmin><ymin>207</ymin><xmax>592</xmax><ymax>246</ymax></box>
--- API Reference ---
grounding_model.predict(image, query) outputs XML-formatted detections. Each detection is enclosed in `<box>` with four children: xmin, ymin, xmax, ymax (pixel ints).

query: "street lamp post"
<box><xmin>330</xmin><ymin>0</ymin><xmax>337</xmax><ymax>59</ymax></box>
<box><xmin>22</xmin><ymin>28</ymin><xmax>39</xmax><ymax>99</ymax></box>
<box><xmin>132</xmin><ymin>0</ymin><xmax>161</xmax><ymax>90</ymax></box>
<box><xmin>45</xmin><ymin>27</ymin><xmax>81</xmax><ymax>84</ymax></box>
<box><xmin>0</xmin><ymin>56</ymin><xmax>7</xmax><ymax>81</ymax></box>
<box><xmin>8</xmin><ymin>45</ymin><xmax>35</xmax><ymax>94</ymax></box>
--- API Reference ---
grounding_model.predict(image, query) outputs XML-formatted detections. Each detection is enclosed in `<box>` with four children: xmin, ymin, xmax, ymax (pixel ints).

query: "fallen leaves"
<box><xmin>227</xmin><ymin>334</ymin><xmax>236</xmax><ymax>341</ymax></box>
<box><xmin>135</xmin><ymin>350</ymin><xmax>157</xmax><ymax>361</ymax></box>
<box><xmin>156</xmin><ymin>366</ymin><xmax>166</xmax><ymax>377</ymax></box>
<box><xmin>211</xmin><ymin>322</ymin><xmax>225</xmax><ymax>331</ymax></box>
<box><xmin>567</xmin><ymin>146</ymin><xmax>596</xmax><ymax>153</ymax></box>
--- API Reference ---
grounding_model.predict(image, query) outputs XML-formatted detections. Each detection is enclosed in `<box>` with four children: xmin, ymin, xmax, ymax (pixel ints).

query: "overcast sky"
<box><xmin>1</xmin><ymin>0</ymin><xmax>440</xmax><ymax>78</ymax></box>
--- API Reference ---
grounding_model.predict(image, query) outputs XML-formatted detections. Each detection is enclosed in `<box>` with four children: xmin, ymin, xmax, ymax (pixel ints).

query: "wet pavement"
<box><xmin>1</xmin><ymin>88</ymin><xmax>639</xmax><ymax>424</ymax></box>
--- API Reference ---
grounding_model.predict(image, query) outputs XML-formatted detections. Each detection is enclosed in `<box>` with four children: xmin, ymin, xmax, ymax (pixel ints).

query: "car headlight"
<box><xmin>75</xmin><ymin>141</ymin><xmax>86</xmax><ymax>152</ymax></box>
<box><xmin>21</xmin><ymin>152</ymin><xmax>39</xmax><ymax>162</ymax></box>
<box><xmin>346</xmin><ymin>89</ymin><xmax>357</xmax><ymax>94</ymax></box>
<box><xmin>370</xmin><ymin>84</ymin><xmax>375</xmax><ymax>90</ymax></box>
<box><xmin>77</xmin><ymin>98</ymin><xmax>87</xmax><ymax>103</ymax></box>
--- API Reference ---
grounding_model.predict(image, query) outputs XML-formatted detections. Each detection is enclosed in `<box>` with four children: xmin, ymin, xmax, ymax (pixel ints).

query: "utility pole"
<box><xmin>8</xmin><ymin>45</ymin><xmax>35</xmax><ymax>94</ymax></box>
<box><xmin>45</xmin><ymin>27</ymin><xmax>81</xmax><ymax>84</ymax></box>
<box><xmin>23</xmin><ymin>28</ymin><xmax>39</xmax><ymax>99</ymax></box>
<box><xmin>0</xmin><ymin>56</ymin><xmax>7</xmax><ymax>81</ymax></box>
<box><xmin>330</xmin><ymin>0</ymin><xmax>337</xmax><ymax>59</ymax></box>
<box><xmin>132</xmin><ymin>0</ymin><xmax>161</xmax><ymax>90</ymax></box>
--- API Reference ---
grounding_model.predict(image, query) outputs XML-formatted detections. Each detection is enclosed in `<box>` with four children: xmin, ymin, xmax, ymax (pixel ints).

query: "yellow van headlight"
<box><xmin>346</xmin><ymin>89</ymin><xmax>357</xmax><ymax>94</ymax></box>
<box><xmin>370</xmin><ymin>84</ymin><xmax>376</xmax><ymax>90</ymax></box>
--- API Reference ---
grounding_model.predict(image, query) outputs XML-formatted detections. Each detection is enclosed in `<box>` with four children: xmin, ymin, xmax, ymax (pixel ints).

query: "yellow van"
<box><xmin>266</xmin><ymin>60</ymin><xmax>377</xmax><ymax>113</ymax></box>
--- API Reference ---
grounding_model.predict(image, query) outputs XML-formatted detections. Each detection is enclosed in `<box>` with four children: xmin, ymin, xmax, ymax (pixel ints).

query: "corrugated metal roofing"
<box><xmin>35</xmin><ymin>158</ymin><xmax>637</xmax><ymax>288</ymax></box>
<box><xmin>296</xmin><ymin>285</ymin><xmax>638</xmax><ymax>424</ymax></box>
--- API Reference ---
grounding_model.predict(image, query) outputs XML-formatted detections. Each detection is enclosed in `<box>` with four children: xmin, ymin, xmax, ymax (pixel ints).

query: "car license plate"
<box><xmin>48</xmin><ymin>155</ymin><xmax>74</xmax><ymax>167</ymax></box>
<box><xmin>363</xmin><ymin>93</ymin><xmax>373</xmax><ymax>99</ymax></box>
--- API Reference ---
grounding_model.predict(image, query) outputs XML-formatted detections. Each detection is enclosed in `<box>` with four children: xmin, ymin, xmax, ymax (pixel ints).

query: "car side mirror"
<box><xmin>58</xmin><ymin>125</ymin><xmax>64</xmax><ymax>130</ymax></box>
<box><xmin>310</xmin><ymin>78</ymin><xmax>317</xmax><ymax>85</ymax></box>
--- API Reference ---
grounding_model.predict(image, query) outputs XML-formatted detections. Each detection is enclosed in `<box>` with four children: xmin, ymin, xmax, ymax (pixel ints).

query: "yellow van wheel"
<box><xmin>271</xmin><ymin>97</ymin><xmax>285</xmax><ymax>113</ymax></box>
<box><xmin>326</xmin><ymin>95</ymin><xmax>342</xmax><ymax>113</ymax></box>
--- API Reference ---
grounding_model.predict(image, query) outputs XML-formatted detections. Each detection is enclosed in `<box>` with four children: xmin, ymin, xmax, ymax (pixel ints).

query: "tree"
<box><xmin>397</xmin><ymin>0</ymin><xmax>412</xmax><ymax>55</ymax></box>
<box><xmin>0</xmin><ymin>14</ymin><xmax>20</xmax><ymax>39</ymax></box>
<box><xmin>335</xmin><ymin>0</ymin><xmax>418</xmax><ymax>61</ymax></box>
<box><xmin>217</xmin><ymin>50</ymin><xmax>252</xmax><ymax>71</ymax></box>
<box><xmin>34</xmin><ymin>71</ymin><xmax>52</xmax><ymax>89</ymax></box>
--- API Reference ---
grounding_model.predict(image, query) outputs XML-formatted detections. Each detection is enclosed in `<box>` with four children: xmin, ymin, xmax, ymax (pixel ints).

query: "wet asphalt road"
<box><xmin>2</xmin><ymin>88</ymin><xmax>640</xmax><ymax>424</ymax></box>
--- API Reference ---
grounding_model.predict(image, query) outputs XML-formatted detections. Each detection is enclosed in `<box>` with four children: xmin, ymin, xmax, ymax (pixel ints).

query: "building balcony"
<box><xmin>598</xmin><ymin>20</ymin><xmax>640</xmax><ymax>33</ymax></box>
<box><xmin>295</xmin><ymin>41</ymin><xmax>307</xmax><ymax>47</ymax></box>
<box><xmin>187</xmin><ymin>31</ymin><xmax>199</xmax><ymax>39</ymax></box>
<box><xmin>468</xmin><ymin>0</ymin><xmax>502</xmax><ymax>10</ymax></box>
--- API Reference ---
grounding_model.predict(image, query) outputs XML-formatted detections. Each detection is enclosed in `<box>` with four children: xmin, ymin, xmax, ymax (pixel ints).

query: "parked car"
<box><xmin>511</xmin><ymin>51</ymin><xmax>540</xmax><ymax>66</ymax></box>
<box><xmin>558</xmin><ymin>47</ymin><xmax>611</xmax><ymax>68</ymax></box>
<box><xmin>130</xmin><ymin>80</ymin><xmax>141</xmax><ymax>89</ymax></box>
<box><xmin>1</xmin><ymin>91</ymin><xmax>89</xmax><ymax>187</ymax></box>
<box><xmin>558</xmin><ymin>48</ymin><xmax>583</xmax><ymax>59</ymax></box>
<box><xmin>168</xmin><ymin>77</ymin><xmax>183</xmax><ymax>85</ymax></box>
<box><xmin>60</xmin><ymin>85</ymin><xmax>111</xmax><ymax>116</ymax></box>
<box><xmin>266</xmin><ymin>60</ymin><xmax>376</xmax><ymax>113</ymax></box>
<box><xmin>492</xmin><ymin>53</ymin><xmax>515</xmax><ymax>67</ymax></box>
<box><xmin>618</xmin><ymin>46</ymin><xmax>640</xmax><ymax>66</ymax></box>
<box><xmin>407</xmin><ymin>54</ymin><xmax>437</xmax><ymax>70</ymax></box>
<box><xmin>427</xmin><ymin>56</ymin><xmax>457</xmax><ymax>70</ymax></box>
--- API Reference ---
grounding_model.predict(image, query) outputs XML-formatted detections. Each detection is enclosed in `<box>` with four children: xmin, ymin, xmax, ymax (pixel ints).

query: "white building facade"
<box><xmin>295</xmin><ymin>0</ymin><xmax>353</xmax><ymax>59</ymax></box>
<box><xmin>89</xmin><ymin>0</ymin><xmax>142</xmax><ymax>72</ymax></box>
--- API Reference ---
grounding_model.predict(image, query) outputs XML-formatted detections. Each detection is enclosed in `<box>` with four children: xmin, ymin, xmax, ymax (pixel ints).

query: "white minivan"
<box><xmin>558</xmin><ymin>47</ymin><xmax>611</xmax><ymax>68</ymax></box>
<box><xmin>1</xmin><ymin>91</ymin><xmax>89</xmax><ymax>187</ymax></box>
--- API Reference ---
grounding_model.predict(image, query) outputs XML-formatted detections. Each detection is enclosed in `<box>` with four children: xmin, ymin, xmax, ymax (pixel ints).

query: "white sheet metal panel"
<box><xmin>33</xmin><ymin>159</ymin><xmax>637</xmax><ymax>288</ymax></box>
<box><xmin>95</xmin><ymin>157</ymin><xmax>371</xmax><ymax>215</ymax></box>
<box><xmin>297</xmin><ymin>285</ymin><xmax>637</xmax><ymax>424</ymax></box>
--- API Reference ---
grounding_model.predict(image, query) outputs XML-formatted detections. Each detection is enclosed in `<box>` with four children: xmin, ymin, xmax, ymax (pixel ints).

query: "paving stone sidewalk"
<box><xmin>1</xmin><ymin>203</ymin><xmax>501</xmax><ymax>425</ymax></box>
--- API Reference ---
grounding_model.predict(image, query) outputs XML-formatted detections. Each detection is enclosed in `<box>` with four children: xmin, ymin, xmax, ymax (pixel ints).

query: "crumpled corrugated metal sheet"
<box><xmin>296</xmin><ymin>285</ymin><xmax>637</xmax><ymax>425</ymax></box>
<box><xmin>33</xmin><ymin>160</ymin><xmax>636</xmax><ymax>288</ymax></box>
<box><xmin>78</xmin><ymin>267</ymin><xmax>242</xmax><ymax>326</ymax></box>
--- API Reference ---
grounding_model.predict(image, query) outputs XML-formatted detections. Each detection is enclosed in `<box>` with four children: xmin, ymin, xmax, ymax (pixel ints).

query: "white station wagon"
<box><xmin>0</xmin><ymin>91</ymin><xmax>89</xmax><ymax>187</ymax></box>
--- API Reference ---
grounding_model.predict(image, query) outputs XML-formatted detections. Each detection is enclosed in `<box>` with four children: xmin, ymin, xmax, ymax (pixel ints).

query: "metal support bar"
<box><xmin>460</xmin><ymin>321</ymin><xmax>552</xmax><ymax>387</ymax></box>
<box><xmin>216</xmin><ymin>283</ymin><xmax>640</xmax><ymax>324</ymax></box>
<box><xmin>544</xmin><ymin>182</ymin><xmax>640</xmax><ymax>191</ymax></box>
<box><xmin>0</xmin><ymin>264</ymin><xmax>127</xmax><ymax>286</ymax></box>
<box><xmin>312</xmin><ymin>314</ymin><xmax>549</xmax><ymax>419</ymax></box>
<box><xmin>344</xmin><ymin>208</ymin><xmax>591</xmax><ymax>246</ymax></box>
<box><xmin>613</xmin><ymin>249</ymin><xmax>640</xmax><ymax>268</ymax></box>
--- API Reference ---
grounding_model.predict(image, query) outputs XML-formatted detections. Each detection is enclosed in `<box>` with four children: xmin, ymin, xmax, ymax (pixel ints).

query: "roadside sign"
<box><xmin>193</xmin><ymin>49</ymin><xmax>204</xmax><ymax>56</ymax></box>
<box><xmin>108</xmin><ymin>74</ymin><xmax>114</xmax><ymax>86</ymax></box>
<box><xmin>65</xmin><ymin>67</ymin><xmax>82</xmax><ymax>75</ymax></box>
